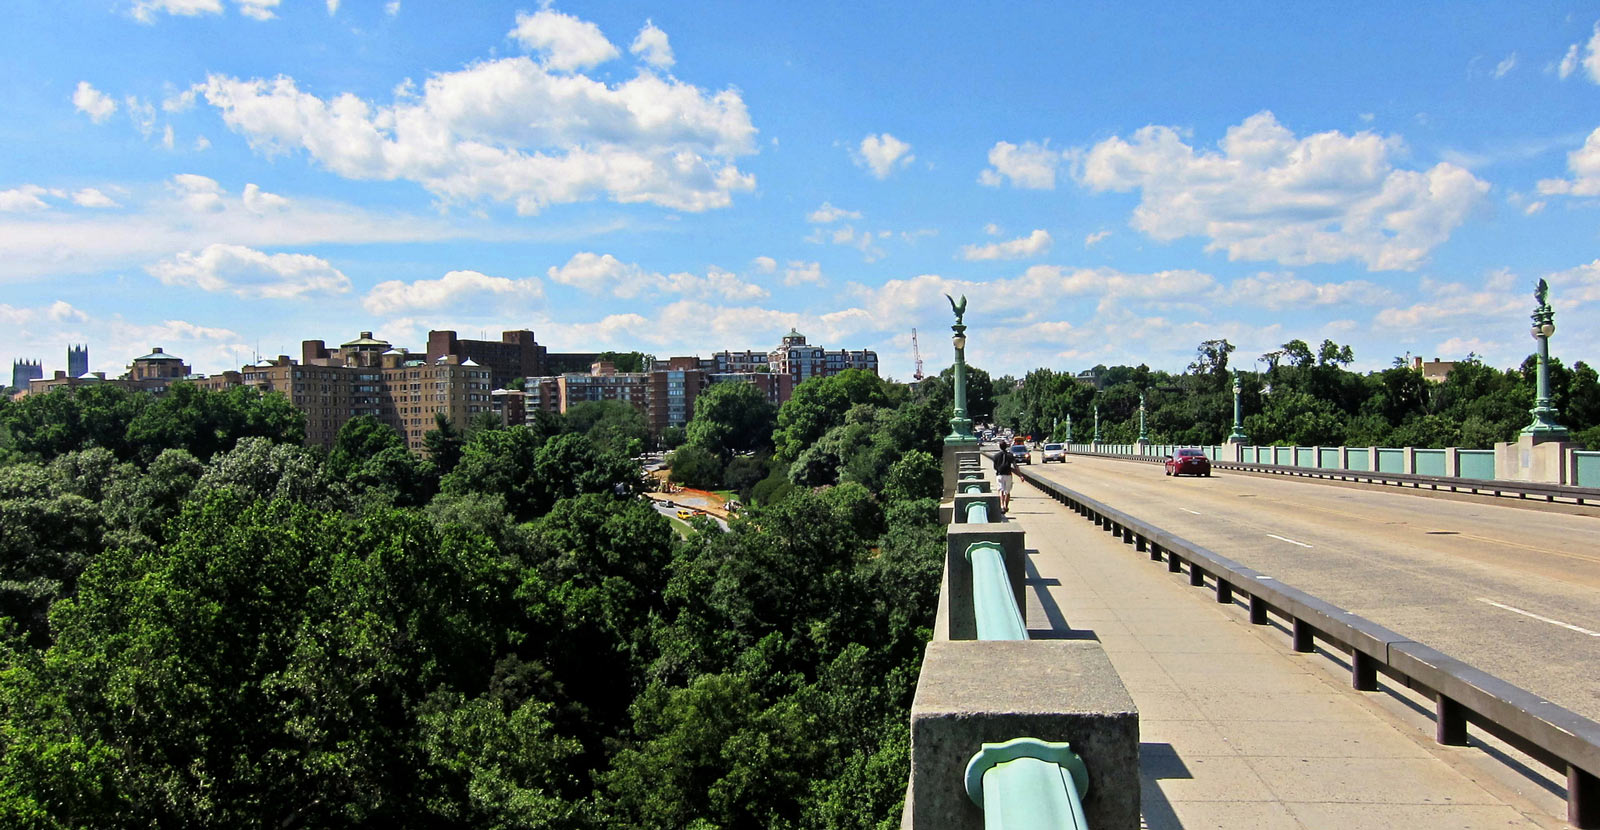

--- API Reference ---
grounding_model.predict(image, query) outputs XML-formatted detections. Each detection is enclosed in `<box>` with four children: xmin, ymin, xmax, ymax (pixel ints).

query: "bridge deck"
<box><xmin>1006</xmin><ymin>470</ymin><xmax>1566</xmax><ymax>829</ymax></box>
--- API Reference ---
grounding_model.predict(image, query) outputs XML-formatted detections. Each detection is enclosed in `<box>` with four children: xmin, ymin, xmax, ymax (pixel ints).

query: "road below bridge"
<box><xmin>1022</xmin><ymin>452</ymin><xmax>1600</xmax><ymax>724</ymax></box>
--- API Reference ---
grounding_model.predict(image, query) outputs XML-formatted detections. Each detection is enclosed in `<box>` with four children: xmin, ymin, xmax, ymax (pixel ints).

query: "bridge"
<box><xmin>909</xmin><ymin>444</ymin><xmax>1600</xmax><ymax>829</ymax></box>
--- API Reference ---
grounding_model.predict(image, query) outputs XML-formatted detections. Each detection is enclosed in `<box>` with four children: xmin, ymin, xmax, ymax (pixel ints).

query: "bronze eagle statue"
<box><xmin>944</xmin><ymin>293</ymin><xmax>967</xmax><ymax>325</ymax></box>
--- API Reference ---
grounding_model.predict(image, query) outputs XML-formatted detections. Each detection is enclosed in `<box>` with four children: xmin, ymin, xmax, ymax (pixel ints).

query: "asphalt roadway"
<box><xmin>1020</xmin><ymin>452</ymin><xmax>1600</xmax><ymax>725</ymax></box>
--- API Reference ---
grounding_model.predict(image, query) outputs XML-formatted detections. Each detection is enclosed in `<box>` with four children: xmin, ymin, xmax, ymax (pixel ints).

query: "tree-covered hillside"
<box><xmin>0</xmin><ymin>377</ymin><xmax>945</xmax><ymax>829</ymax></box>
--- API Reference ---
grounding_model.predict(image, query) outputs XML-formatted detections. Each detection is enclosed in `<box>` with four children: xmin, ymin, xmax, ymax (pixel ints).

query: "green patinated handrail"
<box><xmin>965</xmin><ymin>738</ymin><xmax>1089</xmax><ymax>829</ymax></box>
<box><xmin>966</xmin><ymin>541</ymin><xmax>1025</xmax><ymax>640</ymax></box>
<box><xmin>965</xmin><ymin>500</ymin><xmax>991</xmax><ymax>524</ymax></box>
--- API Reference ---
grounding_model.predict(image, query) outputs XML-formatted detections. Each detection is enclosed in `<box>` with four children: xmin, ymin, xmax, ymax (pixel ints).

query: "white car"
<box><xmin>1041</xmin><ymin>443</ymin><xmax>1066</xmax><ymax>463</ymax></box>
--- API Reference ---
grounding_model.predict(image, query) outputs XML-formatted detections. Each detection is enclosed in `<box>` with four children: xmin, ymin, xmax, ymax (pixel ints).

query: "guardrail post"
<box><xmin>1435</xmin><ymin>695</ymin><xmax>1468</xmax><ymax>746</ymax></box>
<box><xmin>1570</xmin><ymin>764</ymin><xmax>1599</xmax><ymax>828</ymax></box>
<box><xmin>1249</xmin><ymin>595</ymin><xmax>1269</xmax><ymax>625</ymax></box>
<box><xmin>1292</xmin><ymin>619</ymin><xmax>1314</xmax><ymax>652</ymax></box>
<box><xmin>1167</xmin><ymin>552</ymin><xmax>1182</xmax><ymax>573</ymax></box>
<box><xmin>1215</xmin><ymin>579</ymin><xmax>1233</xmax><ymax>604</ymax></box>
<box><xmin>1189</xmin><ymin>564</ymin><xmax>1205</xmax><ymax>587</ymax></box>
<box><xmin>1352</xmin><ymin>651</ymin><xmax>1379</xmax><ymax>691</ymax></box>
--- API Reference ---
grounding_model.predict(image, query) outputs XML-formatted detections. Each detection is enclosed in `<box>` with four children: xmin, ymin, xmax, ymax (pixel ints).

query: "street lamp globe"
<box><xmin>953</xmin><ymin>333</ymin><xmax>967</xmax><ymax>350</ymax></box>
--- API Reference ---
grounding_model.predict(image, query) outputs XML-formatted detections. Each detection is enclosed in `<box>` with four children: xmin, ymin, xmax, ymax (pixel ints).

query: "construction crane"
<box><xmin>911</xmin><ymin>328</ymin><xmax>925</xmax><ymax>381</ymax></box>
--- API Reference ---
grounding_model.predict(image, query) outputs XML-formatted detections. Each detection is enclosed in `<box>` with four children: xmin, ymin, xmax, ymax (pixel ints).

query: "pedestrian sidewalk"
<box><xmin>1004</xmin><ymin>473</ymin><xmax>1564</xmax><ymax>829</ymax></box>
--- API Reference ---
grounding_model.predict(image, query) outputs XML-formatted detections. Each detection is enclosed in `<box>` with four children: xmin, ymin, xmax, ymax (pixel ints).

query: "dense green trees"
<box><xmin>0</xmin><ymin>367</ymin><xmax>942</xmax><ymax>828</ymax></box>
<box><xmin>993</xmin><ymin>339</ymin><xmax>1600</xmax><ymax>450</ymax></box>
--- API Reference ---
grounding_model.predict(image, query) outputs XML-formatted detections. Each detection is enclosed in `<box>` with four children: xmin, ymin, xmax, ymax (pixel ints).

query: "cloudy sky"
<box><xmin>5</xmin><ymin>2</ymin><xmax>1600</xmax><ymax>380</ymax></box>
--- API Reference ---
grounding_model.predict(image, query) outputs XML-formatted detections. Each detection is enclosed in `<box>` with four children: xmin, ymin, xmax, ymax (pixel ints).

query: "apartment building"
<box><xmin>712</xmin><ymin>330</ymin><xmax>878</xmax><ymax>388</ymax></box>
<box><xmin>233</xmin><ymin>332</ymin><xmax>493</xmax><ymax>451</ymax></box>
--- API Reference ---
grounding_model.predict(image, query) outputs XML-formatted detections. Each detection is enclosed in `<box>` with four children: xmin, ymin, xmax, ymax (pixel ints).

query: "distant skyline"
<box><xmin>4</xmin><ymin>2</ymin><xmax>1600</xmax><ymax>381</ymax></box>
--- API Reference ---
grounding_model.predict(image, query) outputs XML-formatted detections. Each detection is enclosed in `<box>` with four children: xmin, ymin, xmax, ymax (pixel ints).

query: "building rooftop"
<box><xmin>133</xmin><ymin>347</ymin><xmax>183</xmax><ymax>361</ymax></box>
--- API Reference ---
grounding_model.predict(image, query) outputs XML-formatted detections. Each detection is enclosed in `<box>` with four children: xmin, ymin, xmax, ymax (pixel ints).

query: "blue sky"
<box><xmin>5</xmin><ymin>2</ymin><xmax>1600</xmax><ymax>381</ymax></box>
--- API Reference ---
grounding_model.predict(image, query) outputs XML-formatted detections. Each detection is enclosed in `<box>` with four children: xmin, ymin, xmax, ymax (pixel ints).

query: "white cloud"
<box><xmin>1524</xmin><ymin>200</ymin><xmax>1546</xmax><ymax>215</ymax></box>
<box><xmin>856</xmin><ymin>133</ymin><xmax>913</xmax><ymax>179</ymax></box>
<box><xmin>1219</xmin><ymin>271</ymin><xmax>1398</xmax><ymax>310</ymax></box>
<box><xmin>162</xmin><ymin>87</ymin><xmax>199</xmax><ymax>113</ymax></box>
<box><xmin>194</xmin><ymin>135</ymin><xmax>211</xmax><ymax>151</ymax></box>
<box><xmin>750</xmin><ymin>256</ymin><xmax>776</xmax><ymax>273</ymax></box>
<box><xmin>1078</xmin><ymin>110</ymin><xmax>1488</xmax><ymax>271</ymax></box>
<box><xmin>1493</xmin><ymin>52</ymin><xmax>1518</xmax><ymax>79</ymax></box>
<box><xmin>364</xmin><ymin>269</ymin><xmax>540</xmax><ymax>315</ymax></box>
<box><xmin>130</xmin><ymin>0</ymin><xmax>222</xmax><ymax>23</ymax></box>
<box><xmin>545</xmin><ymin>251</ymin><xmax>767</xmax><ymax>301</ymax></box>
<box><xmin>983</xmin><ymin>222</ymin><xmax>1001</xmax><ymax>236</ymax></box>
<box><xmin>783</xmin><ymin>260</ymin><xmax>823</xmax><ymax>286</ymax></box>
<box><xmin>807</xmin><ymin>201</ymin><xmax>861</xmax><ymax>223</ymax></box>
<box><xmin>978</xmin><ymin>140</ymin><xmax>1064</xmax><ymax>189</ymax></box>
<box><xmin>326</xmin><ymin>0</ymin><xmax>339</xmax><ymax>13</ymax></box>
<box><xmin>71</xmin><ymin>188</ymin><xmax>118</xmax><ymax>208</ymax></box>
<box><xmin>960</xmin><ymin>229</ymin><xmax>1052</xmax><ymax>261</ymax></box>
<box><xmin>1587</xmin><ymin>23</ymin><xmax>1600</xmax><ymax>83</ymax></box>
<box><xmin>0</xmin><ymin>302</ymin><xmax>78</xmax><ymax>337</ymax></box>
<box><xmin>509</xmin><ymin>8</ymin><xmax>619</xmax><ymax>72</ymax></box>
<box><xmin>73</xmin><ymin>82</ymin><xmax>117</xmax><ymax>123</ymax></box>
<box><xmin>201</xmin><ymin>18</ymin><xmax>757</xmax><ymax>216</ymax></box>
<box><xmin>0</xmin><ymin>175</ymin><xmax>495</xmax><ymax>280</ymax></box>
<box><xmin>0</xmin><ymin>185</ymin><xmax>59</xmax><ymax>212</ymax></box>
<box><xmin>1536</xmin><ymin>126</ymin><xmax>1600</xmax><ymax>196</ymax></box>
<box><xmin>162</xmin><ymin>125</ymin><xmax>176</xmax><ymax>150</ymax></box>
<box><xmin>241</xmin><ymin>182</ymin><xmax>289</xmax><ymax>212</ymax></box>
<box><xmin>384</xmin><ymin>0</ymin><xmax>399</xmax><ymax>16</ymax></box>
<box><xmin>147</xmin><ymin>243</ymin><xmax>352</xmax><ymax>299</ymax></box>
<box><xmin>809</xmin><ymin>224</ymin><xmax>885</xmax><ymax>261</ymax></box>
<box><xmin>237</xmin><ymin>0</ymin><xmax>279</xmax><ymax>20</ymax></box>
<box><xmin>125</xmin><ymin>96</ymin><xmax>157</xmax><ymax>138</ymax></box>
<box><xmin>1084</xmin><ymin>230</ymin><xmax>1111</xmax><ymax>247</ymax></box>
<box><xmin>630</xmin><ymin>20</ymin><xmax>674</xmax><ymax>70</ymax></box>
<box><xmin>1559</xmin><ymin>43</ymin><xmax>1581</xmax><ymax>79</ymax></box>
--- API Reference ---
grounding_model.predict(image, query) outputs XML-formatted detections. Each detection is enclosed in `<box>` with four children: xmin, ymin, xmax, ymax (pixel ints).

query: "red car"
<box><xmin>1164</xmin><ymin>448</ymin><xmax>1211</xmax><ymax>477</ymax></box>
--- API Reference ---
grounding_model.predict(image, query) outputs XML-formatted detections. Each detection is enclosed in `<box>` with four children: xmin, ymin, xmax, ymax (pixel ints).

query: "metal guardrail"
<box><xmin>1018</xmin><ymin>466</ymin><xmax>1600</xmax><ymax>828</ymax></box>
<box><xmin>1066</xmin><ymin>447</ymin><xmax>1600</xmax><ymax>506</ymax></box>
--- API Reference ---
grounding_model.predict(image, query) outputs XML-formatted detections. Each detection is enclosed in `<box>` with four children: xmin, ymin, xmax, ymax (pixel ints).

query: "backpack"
<box><xmin>995</xmin><ymin>447</ymin><xmax>1014</xmax><ymax>474</ymax></box>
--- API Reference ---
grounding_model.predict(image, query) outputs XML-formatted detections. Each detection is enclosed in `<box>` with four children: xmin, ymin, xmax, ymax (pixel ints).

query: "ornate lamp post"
<box><xmin>944</xmin><ymin>294</ymin><xmax>977</xmax><ymax>443</ymax></box>
<box><xmin>1228</xmin><ymin>368</ymin><xmax>1249</xmax><ymax>444</ymax></box>
<box><xmin>1092</xmin><ymin>404</ymin><xmax>1101</xmax><ymax>445</ymax></box>
<box><xmin>1522</xmin><ymin>279</ymin><xmax>1568</xmax><ymax>440</ymax></box>
<box><xmin>1137</xmin><ymin>391</ymin><xmax>1149</xmax><ymax>443</ymax></box>
<box><xmin>1065</xmin><ymin>413</ymin><xmax>1073</xmax><ymax>444</ymax></box>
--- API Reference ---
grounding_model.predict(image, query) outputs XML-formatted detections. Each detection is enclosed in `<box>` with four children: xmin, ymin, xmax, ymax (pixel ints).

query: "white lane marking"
<box><xmin>1267</xmin><ymin>533</ymin><xmax>1313</xmax><ymax>548</ymax></box>
<box><xmin>1180</xmin><ymin>508</ymin><xmax>1202</xmax><ymax>515</ymax></box>
<box><xmin>1477</xmin><ymin>598</ymin><xmax>1600</xmax><ymax>637</ymax></box>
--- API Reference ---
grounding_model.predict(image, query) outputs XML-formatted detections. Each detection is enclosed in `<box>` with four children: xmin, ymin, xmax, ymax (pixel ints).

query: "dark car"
<box><xmin>1007</xmin><ymin>444</ymin><xmax>1031</xmax><ymax>465</ymax></box>
<box><xmin>1164</xmin><ymin>448</ymin><xmax>1211</xmax><ymax>477</ymax></box>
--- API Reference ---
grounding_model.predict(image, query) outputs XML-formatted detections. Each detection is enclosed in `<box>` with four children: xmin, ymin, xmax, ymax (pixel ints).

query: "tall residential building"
<box><xmin>67</xmin><ymin>345</ymin><xmax>88</xmax><ymax>378</ymax></box>
<box><xmin>509</xmin><ymin>356</ymin><xmax>792</xmax><ymax>437</ymax></box>
<box><xmin>267</xmin><ymin>332</ymin><xmax>493</xmax><ymax>450</ymax></box>
<box><xmin>424</xmin><ymin>329</ymin><xmax>601</xmax><ymax>388</ymax></box>
<box><xmin>712</xmin><ymin>330</ymin><xmax>878</xmax><ymax>388</ymax></box>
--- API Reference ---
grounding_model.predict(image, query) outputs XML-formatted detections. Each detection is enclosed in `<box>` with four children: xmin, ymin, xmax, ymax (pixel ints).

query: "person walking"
<box><xmin>993</xmin><ymin>440</ymin><xmax>1015</xmax><ymax>514</ymax></box>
